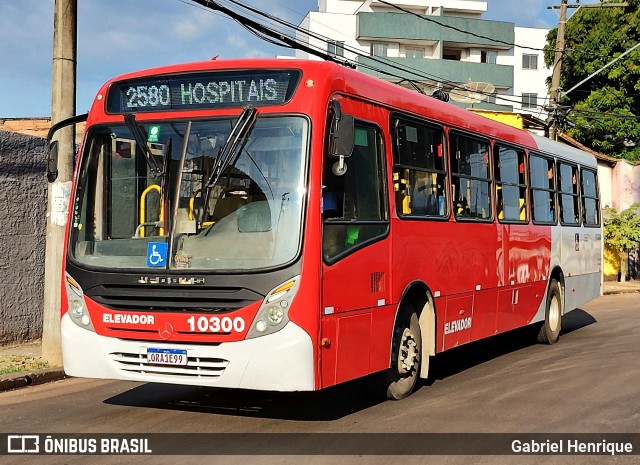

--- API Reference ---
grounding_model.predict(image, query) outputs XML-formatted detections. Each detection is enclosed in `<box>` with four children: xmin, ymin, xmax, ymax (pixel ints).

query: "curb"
<box><xmin>0</xmin><ymin>367</ymin><xmax>66</xmax><ymax>393</ymax></box>
<box><xmin>603</xmin><ymin>289</ymin><xmax>640</xmax><ymax>296</ymax></box>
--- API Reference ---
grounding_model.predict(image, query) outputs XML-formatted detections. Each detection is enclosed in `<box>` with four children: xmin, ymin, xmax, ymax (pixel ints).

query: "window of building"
<box><xmin>392</xmin><ymin>117</ymin><xmax>447</xmax><ymax>218</ymax></box>
<box><xmin>327</xmin><ymin>40</ymin><xmax>345</xmax><ymax>57</ymax></box>
<box><xmin>494</xmin><ymin>144</ymin><xmax>527</xmax><ymax>222</ymax></box>
<box><xmin>522</xmin><ymin>54</ymin><xmax>538</xmax><ymax>70</ymax></box>
<box><xmin>450</xmin><ymin>132</ymin><xmax>492</xmax><ymax>220</ymax></box>
<box><xmin>558</xmin><ymin>162</ymin><xmax>580</xmax><ymax>225</ymax></box>
<box><xmin>371</xmin><ymin>42</ymin><xmax>390</xmax><ymax>57</ymax></box>
<box><xmin>581</xmin><ymin>169</ymin><xmax>600</xmax><ymax>226</ymax></box>
<box><xmin>530</xmin><ymin>154</ymin><xmax>556</xmax><ymax>224</ymax></box>
<box><xmin>522</xmin><ymin>93</ymin><xmax>537</xmax><ymax>109</ymax></box>
<box><xmin>443</xmin><ymin>48</ymin><xmax>462</xmax><ymax>61</ymax></box>
<box><xmin>481</xmin><ymin>50</ymin><xmax>497</xmax><ymax>64</ymax></box>
<box><xmin>405</xmin><ymin>46</ymin><xmax>425</xmax><ymax>59</ymax></box>
<box><xmin>323</xmin><ymin>123</ymin><xmax>388</xmax><ymax>262</ymax></box>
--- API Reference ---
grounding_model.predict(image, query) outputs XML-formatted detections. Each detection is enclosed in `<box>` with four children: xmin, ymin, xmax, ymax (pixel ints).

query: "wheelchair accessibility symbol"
<box><xmin>147</xmin><ymin>242</ymin><xmax>168</xmax><ymax>267</ymax></box>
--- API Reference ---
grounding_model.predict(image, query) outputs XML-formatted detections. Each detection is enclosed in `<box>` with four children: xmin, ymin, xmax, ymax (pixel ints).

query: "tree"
<box><xmin>545</xmin><ymin>0</ymin><xmax>640</xmax><ymax>161</ymax></box>
<box><xmin>603</xmin><ymin>202</ymin><xmax>640</xmax><ymax>281</ymax></box>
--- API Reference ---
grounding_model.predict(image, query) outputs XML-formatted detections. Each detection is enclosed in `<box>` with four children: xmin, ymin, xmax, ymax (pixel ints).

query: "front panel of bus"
<box><xmin>61</xmin><ymin>67</ymin><xmax>321</xmax><ymax>391</ymax></box>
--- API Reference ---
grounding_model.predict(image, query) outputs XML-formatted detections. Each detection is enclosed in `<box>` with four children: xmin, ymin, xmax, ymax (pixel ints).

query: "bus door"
<box><xmin>579</xmin><ymin>168</ymin><xmax>602</xmax><ymax>279</ymax></box>
<box><xmin>320</xmin><ymin>106</ymin><xmax>392</xmax><ymax>387</ymax></box>
<box><xmin>557</xmin><ymin>162</ymin><xmax>583</xmax><ymax>309</ymax></box>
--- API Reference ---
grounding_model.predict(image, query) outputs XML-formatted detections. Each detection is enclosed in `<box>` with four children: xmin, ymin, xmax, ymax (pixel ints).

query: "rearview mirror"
<box><xmin>47</xmin><ymin>141</ymin><xmax>59</xmax><ymax>183</ymax></box>
<box><xmin>45</xmin><ymin>112</ymin><xmax>89</xmax><ymax>183</ymax></box>
<box><xmin>329</xmin><ymin>100</ymin><xmax>354</xmax><ymax>158</ymax></box>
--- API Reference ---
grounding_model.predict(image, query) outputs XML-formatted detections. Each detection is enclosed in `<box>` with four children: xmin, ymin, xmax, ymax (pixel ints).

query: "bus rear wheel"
<box><xmin>385</xmin><ymin>308</ymin><xmax>422</xmax><ymax>400</ymax></box>
<box><xmin>537</xmin><ymin>279</ymin><xmax>562</xmax><ymax>344</ymax></box>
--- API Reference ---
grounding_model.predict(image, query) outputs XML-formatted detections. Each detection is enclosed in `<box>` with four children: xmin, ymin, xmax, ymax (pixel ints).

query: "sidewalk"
<box><xmin>602</xmin><ymin>279</ymin><xmax>640</xmax><ymax>295</ymax></box>
<box><xmin>0</xmin><ymin>341</ymin><xmax>65</xmax><ymax>392</ymax></box>
<box><xmin>1</xmin><ymin>280</ymin><xmax>638</xmax><ymax>393</ymax></box>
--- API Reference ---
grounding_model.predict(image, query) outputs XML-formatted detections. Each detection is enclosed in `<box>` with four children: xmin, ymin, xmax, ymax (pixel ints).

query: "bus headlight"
<box><xmin>71</xmin><ymin>299</ymin><xmax>84</xmax><ymax>317</ymax></box>
<box><xmin>266</xmin><ymin>306</ymin><xmax>284</xmax><ymax>325</ymax></box>
<box><xmin>65</xmin><ymin>273</ymin><xmax>95</xmax><ymax>332</ymax></box>
<box><xmin>246</xmin><ymin>276</ymin><xmax>300</xmax><ymax>339</ymax></box>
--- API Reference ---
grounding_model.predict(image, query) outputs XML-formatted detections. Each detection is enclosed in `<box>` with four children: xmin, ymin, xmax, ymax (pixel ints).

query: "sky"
<box><xmin>0</xmin><ymin>0</ymin><xmax>600</xmax><ymax>117</ymax></box>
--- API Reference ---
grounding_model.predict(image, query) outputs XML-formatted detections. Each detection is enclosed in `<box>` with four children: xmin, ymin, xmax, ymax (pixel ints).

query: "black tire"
<box><xmin>384</xmin><ymin>308</ymin><xmax>422</xmax><ymax>400</ymax></box>
<box><xmin>537</xmin><ymin>279</ymin><xmax>563</xmax><ymax>344</ymax></box>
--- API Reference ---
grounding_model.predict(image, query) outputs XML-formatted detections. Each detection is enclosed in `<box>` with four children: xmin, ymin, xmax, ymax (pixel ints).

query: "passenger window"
<box><xmin>450</xmin><ymin>132</ymin><xmax>491</xmax><ymax>220</ymax></box>
<box><xmin>323</xmin><ymin>123</ymin><xmax>388</xmax><ymax>262</ymax></box>
<box><xmin>530</xmin><ymin>154</ymin><xmax>556</xmax><ymax>224</ymax></box>
<box><xmin>494</xmin><ymin>144</ymin><xmax>527</xmax><ymax>222</ymax></box>
<box><xmin>558</xmin><ymin>162</ymin><xmax>580</xmax><ymax>225</ymax></box>
<box><xmin>392</xmin><ymin>117</ymin><xmax>447</xmax><ymax>217</ymax></box>
<box><xmin>581</xmin><ymin>169</ymin><xmax>600</xmax><ymax>226</ymax></box>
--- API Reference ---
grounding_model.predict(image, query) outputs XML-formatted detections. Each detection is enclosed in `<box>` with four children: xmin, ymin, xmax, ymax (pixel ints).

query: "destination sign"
<box><xmin>106</xmin><ymin>69</ymin><xmax>301</xmax><ymax>113</ymax></box>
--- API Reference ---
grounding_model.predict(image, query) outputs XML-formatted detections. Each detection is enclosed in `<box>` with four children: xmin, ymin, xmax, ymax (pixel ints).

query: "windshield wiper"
<box><xmin>202</xmin><ymin>107</ymin><xmax>257</xmax><ymax>221</ymax></box>
<box><xmin>124</xmin><ymin>113</ymin><xmax>163</xmax><ymax>178</ymax></box>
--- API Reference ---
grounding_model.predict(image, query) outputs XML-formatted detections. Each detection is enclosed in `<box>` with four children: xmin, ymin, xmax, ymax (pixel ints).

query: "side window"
<box><xmin>558</xmin><ymin>162</ymin><xmax>580</xmax><ymax>225</ymax></box>
<box><xmin>323</xmin><ymin>123</ymin><xmax>388</xmax><ymax>262</ymax></box>
<box><xmin>450</xmin><ymin>132</ymin><xmax>492</xmax><ymax>220</ymax></box>
<box><xmin>494</xmin><ymin>144</ymin><xmax>527</xmax><ymax>222</ymax></box>
<box><xmin>530</xmin><ymin>154</ymin><xmax>556</xmax><ymax>224</ymax></box>
<box><xmin>581</xmin><ymin>169</ymin><xmax>600</xmax><ymax>226</ymax></box>
<box><xmin>392</xmin><ymin>117</ymin><xmax>447</xmax><ymax>218</ymax></box>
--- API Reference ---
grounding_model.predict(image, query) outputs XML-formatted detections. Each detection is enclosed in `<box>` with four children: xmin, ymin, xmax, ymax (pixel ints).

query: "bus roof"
<box><xmin>531</xmin><ymin>133</ymin><xmax>598</xmax><ymax>168</ymax></box>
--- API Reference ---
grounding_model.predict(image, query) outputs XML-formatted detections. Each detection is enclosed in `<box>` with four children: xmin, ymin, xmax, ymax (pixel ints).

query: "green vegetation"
<box><xmin>0</xmin><ymin>355</ymin><xmax>49</xmax><ymax>376</ymax></box>
<box><xmin>545</xmin><ymin>0</ymin><xmax>640</xmax><ymax>161</ymax></box>
<box><xmin>604</xmin><ymin>202</ymin><xmax>640</xmax><ymax>281</ymax></box>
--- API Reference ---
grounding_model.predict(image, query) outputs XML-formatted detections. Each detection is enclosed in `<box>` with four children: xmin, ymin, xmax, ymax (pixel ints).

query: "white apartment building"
<box><xmin>296</xmin><ymin>0</ymin><xmax>550</xmax><ymax>118</ymax></box>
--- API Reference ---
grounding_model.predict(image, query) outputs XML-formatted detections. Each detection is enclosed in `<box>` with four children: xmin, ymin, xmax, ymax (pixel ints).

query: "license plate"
<box><xmin>147</xmin><ymin>348</ymin><xmax>188</xmax><ymax>366</ymax></box>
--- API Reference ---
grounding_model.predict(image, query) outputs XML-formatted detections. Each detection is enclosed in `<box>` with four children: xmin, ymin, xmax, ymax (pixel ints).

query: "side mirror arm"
<box><xmin>46</xmin><ymin>112</ymin><xmax>88</xmax><ymax>183</ymax></box>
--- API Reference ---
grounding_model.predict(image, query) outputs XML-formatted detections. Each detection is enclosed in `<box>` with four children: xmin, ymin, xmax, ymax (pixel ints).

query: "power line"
<box><xmin>378</xmin><ymin>0</ymin><xmax>628</xmax><ymax>62</ymax></box>
<box><xmin>200</xmin><ymin>0</ymin><xmax>554</xmax><ymax>111</ymax></box>
<box><xmin>569</xmin><ymin>108</ymin><xmax>640</xmax><ymax>121</ymax></box>
<box><xmin>179</xmin><ymin>0</ymin><xmax>554</xmax><ymax>114</ymax></box>
<box><xmin>378</xmin><ymin>0</ymin><xmax>546</xmax><ymax>52</ymax></box>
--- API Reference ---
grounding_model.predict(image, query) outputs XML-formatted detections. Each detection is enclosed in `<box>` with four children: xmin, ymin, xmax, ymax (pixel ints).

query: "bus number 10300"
<box><xmin>186</xmin><ymin>316</ymin><xmax>245</xmax><ymax>333</ymax></box>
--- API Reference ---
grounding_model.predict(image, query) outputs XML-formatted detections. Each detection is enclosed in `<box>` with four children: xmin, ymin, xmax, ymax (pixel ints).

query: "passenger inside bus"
<box><xmin>455</xmin><ymin>192</ymin><xmax>469</xmax><ymax>216</ymax></box>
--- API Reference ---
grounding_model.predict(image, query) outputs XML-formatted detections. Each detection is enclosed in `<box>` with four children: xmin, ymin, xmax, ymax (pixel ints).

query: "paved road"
<box><xmin>1</xmin><ymin>293</ymin><xmax>638</xmax><ymax>465</ymax></box>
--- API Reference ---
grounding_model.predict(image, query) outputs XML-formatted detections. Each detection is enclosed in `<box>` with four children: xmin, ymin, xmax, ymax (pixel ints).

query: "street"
<box><xmin>1</xmin><ymin>293</ymin><xmax>638</xmax><ymax>464</ymax></box>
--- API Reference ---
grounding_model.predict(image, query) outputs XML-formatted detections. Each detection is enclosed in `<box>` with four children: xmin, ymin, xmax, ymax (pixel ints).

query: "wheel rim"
<box><xmin>397</xmin><ymin>327</ymin><xmax>419</xmax><ymax>376</ymax></box>
<box><xmin>549</xmin><ymin>293</ymin><xmax>561</xmax><ymax>332</ymax></box>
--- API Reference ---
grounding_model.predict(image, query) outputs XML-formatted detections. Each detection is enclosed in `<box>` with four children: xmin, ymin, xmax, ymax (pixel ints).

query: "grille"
<box><xmin>86</xmin><ymin>284</ymin><xmax>263</xmax><ymax>313</ymax></box>
<box><xmin>110</xmin><ymin>351</ymin><xmax>229</xmax><ymax>379</ymax></box>
<box><xmin>371</xmin><ymin>271</ymin><xmax>385</xmax><ymax>293</ymax></box>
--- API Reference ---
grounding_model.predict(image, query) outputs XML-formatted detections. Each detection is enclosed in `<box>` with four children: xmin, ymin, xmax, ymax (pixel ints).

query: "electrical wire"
<box><xmin>173</xmin><ymin>0</ymin><xmax>637</xmax><ymax>143</ymax></box>
<box><xmin>197</xmin><ymin>0</ymin><xmax>554</xmax><ymax>111</ymax></box>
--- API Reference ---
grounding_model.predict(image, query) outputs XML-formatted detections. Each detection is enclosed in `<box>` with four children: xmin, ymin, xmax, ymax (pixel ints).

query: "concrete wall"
<box><xmin>0</xmin><ymin>130</ymin><xmax>47</xmax><ymax>344</ymax></box>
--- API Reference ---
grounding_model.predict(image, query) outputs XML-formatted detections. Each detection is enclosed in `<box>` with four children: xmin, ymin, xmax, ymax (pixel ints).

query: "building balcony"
<box><xmin>357</xmin><ymin>12</ymin><xmax>514</xmax><ymax>49</ymax></box>
<box><xmin>357</xmin><ymin>56</ymin><xmax>514</xmax><ymax>89</ymax></box>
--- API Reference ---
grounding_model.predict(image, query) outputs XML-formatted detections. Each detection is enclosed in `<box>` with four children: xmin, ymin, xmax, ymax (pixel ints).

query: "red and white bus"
<box><xmin>49</xmin><ymin>59</ymin><xmax>601</xmax><ymax>399</ymax></box>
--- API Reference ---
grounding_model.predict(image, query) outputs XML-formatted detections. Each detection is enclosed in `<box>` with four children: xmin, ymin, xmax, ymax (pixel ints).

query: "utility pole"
<box><xmin>42</xmin><ymin>0</ymin><xmax>77</xmax><ymax>365</ymax></box>
<box><xmin>547</xmin><ymin>1</ymin><xmax>628</xmax><ymax>140</ymax></box>
<box><xmin>548</xmin><ymin>0</ymin><xmax>568</xmax><ymax>141</ymax></box>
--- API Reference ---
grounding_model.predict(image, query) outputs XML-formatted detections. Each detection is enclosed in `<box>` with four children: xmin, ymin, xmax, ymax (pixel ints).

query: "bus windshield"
<box><xmin>70</xmin><ymin>115</ymin><xmax>308</xmax><ymax>271</ymax></box>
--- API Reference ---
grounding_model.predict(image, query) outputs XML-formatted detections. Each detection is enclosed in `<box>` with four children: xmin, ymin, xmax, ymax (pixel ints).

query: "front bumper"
<box><xmin>61</xmin><ymin>313</ymin><xmax>315</xmax><ymax>391</ymax></box>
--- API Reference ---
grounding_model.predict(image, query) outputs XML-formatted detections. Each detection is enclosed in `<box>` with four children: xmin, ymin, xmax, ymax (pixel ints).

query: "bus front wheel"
<box><xmin>537</xmin><ymin>279</ymin><xmax>563</xmax><ymax>344</ymax></box>
<box><xmin>385</xmin><ymin>308</ymin><xmax>422</xmax><ymax>400</ymax></box>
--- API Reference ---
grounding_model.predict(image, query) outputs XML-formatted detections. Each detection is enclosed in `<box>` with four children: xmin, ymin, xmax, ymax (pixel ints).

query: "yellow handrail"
<box><xmin>189</xmin><ymin>189</ymin><xmax>201</xmax><ymax>221</ymax></box>
<box><xmin>139</xmin><ymin>185</ymin><xmax>164</xmax><ymax>237</ymax></box>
